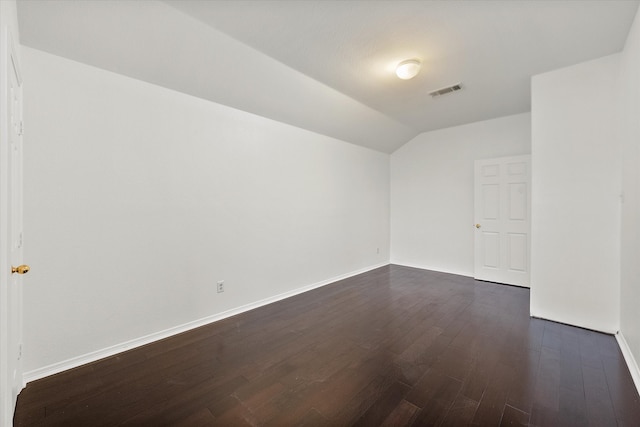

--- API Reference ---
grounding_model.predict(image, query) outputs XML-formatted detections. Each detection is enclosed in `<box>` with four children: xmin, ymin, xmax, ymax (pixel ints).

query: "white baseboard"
<box><xmin>389</xmin><ymin>261</ymin><xmax>472</xmax><ymax>278</ymax></box>
<box><xmin>528</xmin><ymin>311</ymin><xmax>618</xmax><ymax>335</ymax></box>
<box><xmin>616</xmin><ymin>332</ymin><xmax>640</xmax><ymax>396</ymax></box>
<box><xmin>23</xmin><ymin>262</ymin><xmax>389</xmax><ymax>384</ymax></box>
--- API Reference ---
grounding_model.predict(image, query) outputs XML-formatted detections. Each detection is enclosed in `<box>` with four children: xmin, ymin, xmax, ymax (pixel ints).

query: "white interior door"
<box><xmin>1</xmin><ymin>30</ymin><xmax>25</xmax><ymax>425</ymax></box>
<box><xmin>474</xmin><ymin>155</ymin><xmax>531</xmax><ymax>287</ymax></box>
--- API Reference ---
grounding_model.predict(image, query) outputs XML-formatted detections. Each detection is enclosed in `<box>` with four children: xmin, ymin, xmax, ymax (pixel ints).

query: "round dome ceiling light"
<box><xmin>395</xmin><ymin>59</ymin><xmax>421</xmax><ymax>80</ymax></box>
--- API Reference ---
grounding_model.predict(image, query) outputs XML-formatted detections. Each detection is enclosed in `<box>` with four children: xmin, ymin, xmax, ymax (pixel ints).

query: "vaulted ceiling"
<box><xmin>17</xmin><ymin>0</ymin><xmax>639</xmax><ymax>153</ymax></box>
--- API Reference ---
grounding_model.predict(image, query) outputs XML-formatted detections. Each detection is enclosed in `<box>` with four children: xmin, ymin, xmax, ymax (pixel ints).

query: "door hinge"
<box><xmin>18</xmin><ymin>121</ymin><xmax>24</xmax><ymax>136</ymax></box>
<box><xmin>18</xmin><ymin>343</ymin><xmax>22</xmax><ymax>360</ymax></box>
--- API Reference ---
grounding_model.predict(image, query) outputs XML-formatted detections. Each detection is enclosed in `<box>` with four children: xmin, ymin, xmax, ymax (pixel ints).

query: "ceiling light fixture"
<box><xmin>395</xmin><ymin>59</ymin><xmax>421</xmax><ymax>80</ymax></box>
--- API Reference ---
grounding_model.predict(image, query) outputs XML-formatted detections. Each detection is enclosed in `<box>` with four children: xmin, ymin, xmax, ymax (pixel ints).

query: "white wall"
<box><xmin>530</xmin><ymin>54</ymin><xmax>621</xmax><ymax>333</ymax></box>
<box><xmin>21</xmin><ymin>47</ymin><xmax>390</xmax><ymax>375</ymax></box>
<box><xmin>17</xmin><ymin>0</ymin><xmax>415</xmax><ymax>153</ymax></box>
<box><xmin>619</xmin><ymin>6</ymin><xmax>640</xmax><ymax>388</ymax></box>
<box><xmin>390</xmin><ymin>113</ymin><xmax>531</xmax><ymax>276</ymax></box>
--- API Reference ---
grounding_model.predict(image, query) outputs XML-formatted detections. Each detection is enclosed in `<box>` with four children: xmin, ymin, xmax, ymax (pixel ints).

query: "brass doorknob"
<box><xmin>11</xmin><ymin>265</ymin><xmax>30</xmax><ymax>275</ymax></box>
<box><xmin>475</xmin><ymin>224</ymin><xmax>481</xmax><ymax>229</ymax></box>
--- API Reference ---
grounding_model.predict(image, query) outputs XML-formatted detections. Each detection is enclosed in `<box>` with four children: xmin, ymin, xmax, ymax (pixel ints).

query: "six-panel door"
<box><xmin>474</xmin><ymin>155</ymin><xmax>531</xmax><ymax>287</ymax></box>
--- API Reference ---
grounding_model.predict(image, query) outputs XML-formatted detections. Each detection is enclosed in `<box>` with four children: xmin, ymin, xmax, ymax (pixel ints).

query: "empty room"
<box><xmin>2</xmin><ymin>0</ymin><xmax>640</xmax><ymax>425</ymax></box>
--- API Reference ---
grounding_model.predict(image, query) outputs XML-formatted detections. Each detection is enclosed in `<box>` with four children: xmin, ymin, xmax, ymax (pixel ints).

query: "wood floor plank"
<box><xmin>352</xmin><ymin>381</ymin><xmax>411</xmax><ymax>426</ymax></box>
<box><xmin>405</xmin><ymin>368</ymin><xmax>461</xmax><ymax>409</ymax></box>
<box><xmin>532</xmin><ymin>346</ymin><xmax>561</xmax><ymax>411</ymax></box>
<box><xmin>582</xmin><ymin>363</ymin><xmax>618</xmax><ymax>426</ymax></box>
<box><xmin>558</xmin><ymin>351</ymin><xmax>583</xmax><ymax>393</ymax></box>
<box><xmin>529</xmin><ymin>403</ymin><xmax>560</xmax><ymax>427</ymax></box>
<box><xmin>501</xmin><ymin>404</ymin><xmax>530</xmax><ymax>426</ymax></box>
<box><xmin>506</xmin><ymin>349</ymin><xmax>541</xmax><ymax>414</ymax></box>
<box><xmin>311</xmin><ymin>354</ymin><xmax>395</xmax><ymax>419</ymax></box>
<box><xmin>379</xmin><ymin>399</ymin><xmax>420</xmax><ymax>427</ymax></box>
<box><xmin>460</xmin><ymin>347</ymin><xmax>502</xmax><ymax>402</ymax></box>
<box><xmin>406</xmin><ymin>369</ymin><xmax>463</xmax><ymax>426</ymax></box>
<box><xmin>600</xmin><ymin>354</ymin><xmax>640</xmax><ymax>426</ymax></box>
<box><xmin>470</xmin><ymin>377</ymin><xmax>508</xmax><ymax>426</ymax></box>
<box><xmin>172</xmin><ymin>408</ymin><xmax>216</xmax><ymax>427</ymax></box>
<box><xmin>440</xmin><ymin>394</ymin><xmax>479</xmax><ymax>426</ymax></box>
<box><xmin>120</xmin><ymin>375</ymin><xmax>249</xmax><ymax>426</ymax></box>
<box><xmin>329</xmin><ymin>371</ymin><xmax>401</xmax><ymax>425</ymax></box>
<box><xmin>556</xmin><ymin>386</ymin><xmax>588</xmax><ymax>427</ymax></box>
<box><xmin>13</xmin><ymin>265</ymin><xmax>640</xmax><ymax>427</ymax></box>
<box><xmin>296</xmin><ymin>408</ymin><xmax>330</xmax><ymax>427</ymax></box>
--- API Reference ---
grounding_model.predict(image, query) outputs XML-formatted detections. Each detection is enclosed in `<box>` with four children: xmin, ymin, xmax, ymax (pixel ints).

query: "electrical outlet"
<box><xmin>217</xmin><ymin>280</ymin><xmax>224</xmax><ymax>293</ymax></box>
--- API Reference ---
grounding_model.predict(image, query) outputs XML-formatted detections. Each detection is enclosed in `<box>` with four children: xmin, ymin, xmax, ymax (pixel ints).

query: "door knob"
<box><xmin>11</xmin><ymin>265</ymin><xmax>30</xmax><ymax>275</ymax></box>
<box><xmin>475</xmin><ymin>224</ymin><xmax>481</xmax><ymax>229</ymax></box>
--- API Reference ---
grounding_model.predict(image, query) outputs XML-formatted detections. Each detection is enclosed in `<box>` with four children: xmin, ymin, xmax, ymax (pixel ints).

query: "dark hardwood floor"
<box><xmin>14</xmin><ymin>265</ymin><xmax>640</xmax><ymax>426</ymax></box>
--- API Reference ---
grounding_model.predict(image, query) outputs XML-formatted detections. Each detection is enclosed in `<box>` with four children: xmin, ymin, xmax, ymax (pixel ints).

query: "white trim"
<box><xmin>389</xmin><ymin>261</ymin><xmax>472</xmax><ymax>279</ymax></box>
<box><xmin>616</xmin><ymin>332</ymin><xmax>640</xmax><ymax>396</ymax></box>
<box><xmin>23</xmin><ymin>262</ymin><xmax>389</xmax><ymax>383</ymax></box>
<box><xmin>390</xmin><ymin>262</ymin><xmax>533</xmax><ymax>289</ymax></box>
<box><xmin>528</xmin><ymin>312</ymin><xmax>618</xmax><ymax>335</ymax></box>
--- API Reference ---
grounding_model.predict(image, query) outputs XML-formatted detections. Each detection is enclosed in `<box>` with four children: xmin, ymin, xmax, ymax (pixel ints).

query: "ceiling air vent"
<box><xmin>429</xmin><ymin>83</ymin><xmax>462</xmax><ymax>98</ymax></box>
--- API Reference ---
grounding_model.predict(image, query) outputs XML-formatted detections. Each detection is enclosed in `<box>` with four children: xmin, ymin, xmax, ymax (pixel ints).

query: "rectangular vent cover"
<box><xmin>429</xmin><ymin>83</ymin><xmax>462</xmax><ymax>97</ymax></box>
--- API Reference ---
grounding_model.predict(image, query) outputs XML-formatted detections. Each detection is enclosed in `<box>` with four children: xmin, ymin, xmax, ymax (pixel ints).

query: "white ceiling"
<box><xmin>17</xmin><ymin>0</ymin><xmax>639</xmax><ymax>153</ymax></box>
